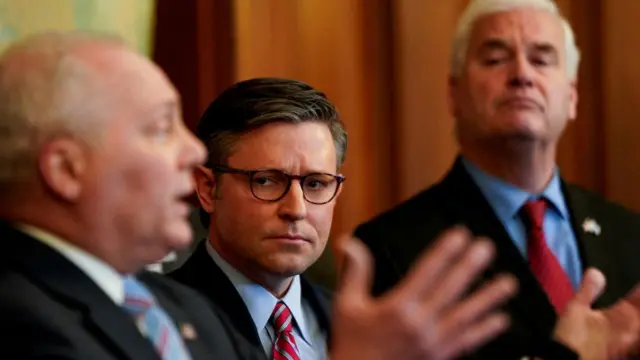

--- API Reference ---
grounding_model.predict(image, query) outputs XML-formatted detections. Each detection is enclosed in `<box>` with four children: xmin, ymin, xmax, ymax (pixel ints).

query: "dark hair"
<box><xmin>196</xmin><ymin>77</ymin><xmax>347</xmax><ymax>227</ymax></box>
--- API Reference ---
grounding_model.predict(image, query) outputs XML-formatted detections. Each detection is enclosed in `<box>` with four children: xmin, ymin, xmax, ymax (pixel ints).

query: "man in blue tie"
<box><xmin>0</xmin><ymin>30</ymin><xmax>253</xmax><ymax>360</ymax></box>
<box><xmin>0</xmin><ymin>31</ymin><xmax>518</xmax><ymax>360</ymax></box>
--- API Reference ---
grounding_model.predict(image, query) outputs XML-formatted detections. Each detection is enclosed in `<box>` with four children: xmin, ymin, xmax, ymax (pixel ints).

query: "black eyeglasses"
<box><xmin>212</xmin><ymin>165</ymin><xmax>345</xmax><ymax>204</ymax></box>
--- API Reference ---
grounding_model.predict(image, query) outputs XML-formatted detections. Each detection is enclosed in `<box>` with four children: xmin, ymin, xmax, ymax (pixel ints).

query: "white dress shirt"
<box><xmin>15</xmin><ymin>223</ymin><xmax>124</xmax><ymax>305</ymax></box>
<box><xmin>206</xmin><ymin>241</ymin><xmax>328</xmax><ymax>360</ymax></box>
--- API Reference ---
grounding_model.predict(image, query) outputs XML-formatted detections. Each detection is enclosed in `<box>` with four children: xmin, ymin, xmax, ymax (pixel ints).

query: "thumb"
<box><xmin>572</xmin><ymin>268</ymin><xmax>606</xmax><ymax>306</ymax></box>
<box><xmin>334</xmin><ymin>234</ymin><xmax>374</xmax><ymax>304</ymax></box>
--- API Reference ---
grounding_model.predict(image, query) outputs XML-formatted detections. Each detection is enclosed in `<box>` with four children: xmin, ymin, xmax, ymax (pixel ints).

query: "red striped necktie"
<box><xmin>270</xmin><ymin>301</ymin><xmax>300</xmax><ymax>360</ymax></box>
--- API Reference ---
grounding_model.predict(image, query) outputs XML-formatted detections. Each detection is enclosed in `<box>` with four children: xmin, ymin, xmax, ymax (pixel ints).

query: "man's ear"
<box><xmin>38</xmin><ymin>138</ymin><xmax>86</xmax><ymax>202</ymax></box>
<box><xmin>448</xmin><ymin>75</ymin><xmax>460</xmax><ymax>119</ymax></box>
<box><xmin>335</xmin><ymin>177</ymin><xmax>344</xmax><ymax>199</ymax></box>
<box><xmin>568</xmin><ymin>78</ymin><xmax>579</xmax><ymax>121</ymax></box>
<box><xmin>193</xmin><ymin>165</ymin><xmax>217</xmax><ymax>214</ymax></box>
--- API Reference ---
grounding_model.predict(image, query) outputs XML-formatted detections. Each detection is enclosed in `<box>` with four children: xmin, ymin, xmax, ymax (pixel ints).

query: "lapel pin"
<box><xmin>180</xmin><ymin>323</ymin><xmax>197</xmax><ymax>340</ymax></box>
<box><xmin>582</xmin><ymin>218</ymin><xmax>601</xmax><ymax>236</ymax></box>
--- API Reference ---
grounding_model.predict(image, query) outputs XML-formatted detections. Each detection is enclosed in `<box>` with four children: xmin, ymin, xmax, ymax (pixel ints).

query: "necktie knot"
<box><xmin>123</xmin><ymin>276</ymin><xmax>155</xmax><ymax>316</ymax></box>
<box><xmin>270</xmin><ymin>301</ymin><xmax>294</xmax><ymax>334</ymax></box>
<box><xmin>521</xmin><ymin>198</ymin><xmax>547</xmax><ymax>230</ymax></box>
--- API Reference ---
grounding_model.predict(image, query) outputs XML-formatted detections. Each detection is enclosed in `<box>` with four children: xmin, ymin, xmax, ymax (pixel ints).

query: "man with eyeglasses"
<box><xmin>169</xmin><ymin>77</ymin><xmax>344</xmax><ymax>360</ymax></box>
<box><xmin>168</xmin><ymin>77</ymin><xmax>519</xmax><ymax>360</ymax></box>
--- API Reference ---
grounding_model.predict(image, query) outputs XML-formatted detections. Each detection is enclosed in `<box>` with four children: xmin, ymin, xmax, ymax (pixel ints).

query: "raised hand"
<box><xmin>553</xmin><ymin>268</ymin><xmax>640</xmax><ymax>360</ymax></box>
<box><xmin>329</xmin><ymin>227</ymin><xmax>518</xmax><ymax>360</ymax></box>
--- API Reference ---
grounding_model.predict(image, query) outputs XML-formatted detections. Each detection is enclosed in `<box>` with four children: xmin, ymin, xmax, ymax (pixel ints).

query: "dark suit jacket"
<box><xmin>168</xmin><ymin>241</ymin><xmax>333</xmax><ymax>360</ymax></box>
<box><xmin>354</xmin><ymin>157</ymin><xmax>640</xmax><ymax>360</ymax></box>
<box><xmin>0</xmin><ymin>221</ymin><xmax>247</xmax><ymax>360</ymax></box>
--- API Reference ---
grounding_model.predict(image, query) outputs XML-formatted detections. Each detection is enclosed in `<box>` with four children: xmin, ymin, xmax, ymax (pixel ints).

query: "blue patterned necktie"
<box><xmin>122</xmin><ymin>276</ymin><xmax>193</xmax><ymax>360</ymax></box>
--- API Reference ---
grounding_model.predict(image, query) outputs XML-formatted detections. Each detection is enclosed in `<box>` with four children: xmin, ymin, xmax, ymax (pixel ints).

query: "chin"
<box><xmin>503</xmin><ymin>113</ymin><xmax>546</xmax><ymax>131</ymax></box>
<box><xmin>163</xmin><ymin>222</ymin><xmax>194</xmax><ymax>251</ymax></box>
<box><xmin>487</xmin><ymin>123</ymin><xmax>545</xmax><ymax>142</ymax></box>
<box><xmin>265</xmin><ymin>256</ymin><xmax>312</xmax><ymax>277</ymax></box>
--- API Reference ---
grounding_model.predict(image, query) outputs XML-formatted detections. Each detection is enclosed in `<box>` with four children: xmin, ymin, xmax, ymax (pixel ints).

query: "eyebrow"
<box><xmin>477</xmin><ymin>39</ymin><xmax>511</xmax><ymax>54</ymax></box>
<box><xmin>477</xmin><ymin>38</ymin><xmax>559</xmax><ymax>56</ymax></box>
<box><xmin>152</xmin><ymin>100</ymin><xmax>179</xmax><ymax>118</ymax></box>
<box><xmin>268</xmin><ymin>167</ymin><xmax>336</xmax><ymax>175</ymax></box>
<box><xmin>530</xmin><ymin>42</ymin><xmax>558</xmax><ymax>56</ymax></box>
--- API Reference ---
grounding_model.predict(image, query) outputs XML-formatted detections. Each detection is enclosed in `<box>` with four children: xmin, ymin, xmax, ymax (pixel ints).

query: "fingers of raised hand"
<box><xmin>391</xmin><ymin>227</ymin><xmax>490</xmax><ymax>303</ymax></box>
<box><xmin>420</xmin><ymin>238</ymin><xmax>497</xmax><ymax>312</ymax></box>
<box><xmin>426</xmin><ymin>274</ymin><xmax>517</xmax><ymax>359</ymax></box>
<box><xmin>431</xmin><ymin>312</ymin><xmax>510</xmax><ymax>360</ymax></box>
<box><xmin>603</xmin><ymin>301</ymin><xmax>640</xmax><ymax>356</ymax></box>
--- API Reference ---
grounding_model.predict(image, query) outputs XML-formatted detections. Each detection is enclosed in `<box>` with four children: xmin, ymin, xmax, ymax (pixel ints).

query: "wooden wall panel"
<box><xmin>555</xmin><ymin>0</ymin><xmax>605</xmax><ymax>193</ymax></box>
<box><xmin>602</xmin><ymin>0</ymin><xmax>640</xmax><ymax>211</ymax></box>
<box><xmin>392</xmin><ymin>0</ymin><xmax>467</xmax><ymax>202</ymax></box>
<box><xmin>232</xmin><ymin>0</ymin><xmax>394</xmax><ymax>236</ymax></box>
<box><xmin>154</xmin><ymin>0</ymin><xmax>235</xmax><ymax>130</ymax></box>
<box><xmin>154</xmin><ymin>0</ymin><xmax>640</xmax><ymax>260</ymax></box>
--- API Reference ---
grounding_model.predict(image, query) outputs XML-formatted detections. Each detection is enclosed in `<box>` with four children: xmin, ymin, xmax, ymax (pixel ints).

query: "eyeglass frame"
<box><xmin>211</xmin><ymin>164</ymin><xmax>346</xmax><ymax>204</ymax></box>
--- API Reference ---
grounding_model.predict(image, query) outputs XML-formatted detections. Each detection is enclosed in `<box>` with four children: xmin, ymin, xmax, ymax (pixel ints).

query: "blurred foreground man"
<box><xmin>355</xmin><ymin>0</ymin><xmax>640</xmax><ymax>359</ymax></box>
<box><xmin>0</xmin><ymin>32</ymin><xmax>518</xmax><ymax>360</ymax></box>
<box><xmin>170</xmin><ymin>77</ymin><xmax>519</xmax><ymax>360</ymax></box>
<box><xmin>0</xmin><ymin>31</ymin><xmax>249</xmax><ymax>359</ymax></box>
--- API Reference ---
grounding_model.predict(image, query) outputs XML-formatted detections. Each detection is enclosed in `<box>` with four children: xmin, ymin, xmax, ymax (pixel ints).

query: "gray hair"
<box><xmin>0</xmin><ymin>31</ymin><xmax>125</xmax><ymax>186</ymax></box>
<box><xmin>450</xmin><ymin>0</ymin><xmax>581</xmax><ymax>79</ymax></box>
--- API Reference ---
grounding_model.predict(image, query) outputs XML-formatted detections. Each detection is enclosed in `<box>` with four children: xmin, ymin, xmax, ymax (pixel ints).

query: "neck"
<box><xmin>0</xmin><ymin>195</ymin><xmax>137</xmax><ymax>274</ymax></box>
<box><xmin>255</xmin><ymin>273</ymin><xmax>294</xmax><ymax>299</ymax></box>
<box><xmin>460</xmin><ymin>138</ymin><xmax>557</xmax><ymax>193</ymax></box>
<box><xmin>208</xmin><ymin>237</ymin><xmax>294</xmax><ymax>298</ymax></box>
<box><xmin>0</xmin><ymin>197</ymin><xmax>81</xmax><ymax>245</ymax></box>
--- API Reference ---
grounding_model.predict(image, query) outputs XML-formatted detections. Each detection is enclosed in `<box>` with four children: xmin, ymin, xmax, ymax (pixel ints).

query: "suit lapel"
<box><xmin>300</xmin><ymin>276</ymin><xmax>332</xmax><ymax>346</ymax></box>
<box><xmin>563</xmin><ymin>184</ymin><xmax>622</xmax><ymax>308</ymax></box>
<box><xmin>3</xmin><ymin>223</ymin><xmax>159</xmax><ymax>360</ymax></box>
<box><xmin>441</xmin><ymin>159</ymin><xmax>557</xmax><ymax>335</ymax></box>
<box><xmin>138</xmin><ymin>274</ymin><xmax>210</xmax><ymax>360</ymax></box>
<box><xmin>176</xmin><ymin>242</ymin><xmax>263</xmax><ymax>348</ymax></box>
<box><xmin>176</xmin><ymin>242</ymin><xmax>333</xmax><ymax>356</ymax></box>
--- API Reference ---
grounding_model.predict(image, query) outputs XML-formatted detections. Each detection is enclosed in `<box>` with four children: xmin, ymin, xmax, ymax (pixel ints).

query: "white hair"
<box><xmin>450</xmin><ymin>0</ymin><xmax>581</xmax><ymax>79</ymax></box>
<box><xmin>0</xmin><ymin>31</ymin><xmax>125</xmax><ymax>186</ymax></box>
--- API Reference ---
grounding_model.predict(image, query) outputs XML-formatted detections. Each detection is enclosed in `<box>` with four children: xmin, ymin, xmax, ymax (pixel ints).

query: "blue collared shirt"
<box><xmin>206</xmin><ymin>241</ymin><xmax>327</xmax><ymax>360</ymax></box>
<box><xmin>462</xmin><ymin>158</ymin><xmax>583</xmax><ymax>289</ymax></box>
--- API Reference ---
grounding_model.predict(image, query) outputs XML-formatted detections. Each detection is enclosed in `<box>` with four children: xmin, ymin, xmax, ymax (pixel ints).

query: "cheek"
<box><xmin>546</xmin><ymin>83</ymin><xmax>573</xmax><ymax>112</ymax></box>
<box><xmin>104</xmin><ymin>149</ymin><xmax>179</xmax><ymax>236</ymax></box>
<box><xmin>306</xmin><ymin>204</ymin><xmax>336</xmax><ymax>241</ymax></box>
<box><xmin>467</xmin><ymin>67</ymin><xmax>503</xmax><ymax>97</ymax></box>
<box><xmin>472</xmin><ymin>79</ymin><xmax>501</xmax><ymax>106</ymax></box>
<box><xmin>215</xmin><ymin>192</ymin><xmax>275</xmax><ymax>237</ymax></box>
<box><xmin>122</xmin><ymin>157</ymin><xmax>174</xmax><ymax>205</ymax></box>
<box><xmin>458</xmin><ymin>81</ymin><xmax>498</xmax><ymax>118</ymax></box>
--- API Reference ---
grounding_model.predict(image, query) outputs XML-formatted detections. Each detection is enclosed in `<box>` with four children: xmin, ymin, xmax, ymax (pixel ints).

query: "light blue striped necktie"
<box><xmin>122</xmin><ymin>276</ymin><xmax>193</xmax><ymax>360</ymax></box>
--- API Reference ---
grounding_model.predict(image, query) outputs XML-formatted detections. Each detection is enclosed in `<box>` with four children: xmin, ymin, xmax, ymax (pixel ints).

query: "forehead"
<box><xmin>90</xmin><ymin>46</ymin><xmax>180</xmax><ymax>115</ymax></box>
<box><xmin>227</xmin><ymin>121</ymin><xmax>337</xmax><ymax>171</ymax></box>
<box><xmin>468</xmin><ymin>8</ymin><xmax>565</xmax><ymax>51</ymax></box>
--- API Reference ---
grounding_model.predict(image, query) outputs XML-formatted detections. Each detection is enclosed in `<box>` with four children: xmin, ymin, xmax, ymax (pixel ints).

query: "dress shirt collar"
<box><xmin>205</xmin><ymin>240</ymin><xmax>312</xmax><ymax>344</ymax></box>
<box><xmin>461</xmin><ymin>157</ymin><xmax>569</xmax><ymax>222</ymax></box>
<box><xmin>15</xmin><ymin>223</ymin><xmax>124</xmax><ymax>305</ymax></box>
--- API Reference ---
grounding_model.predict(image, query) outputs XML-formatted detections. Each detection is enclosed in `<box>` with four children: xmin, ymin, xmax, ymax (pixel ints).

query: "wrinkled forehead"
<box><xmin>467</xmin><ymin>8</ymin><xmax>566</xmax><ymax>55</ymax></box>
